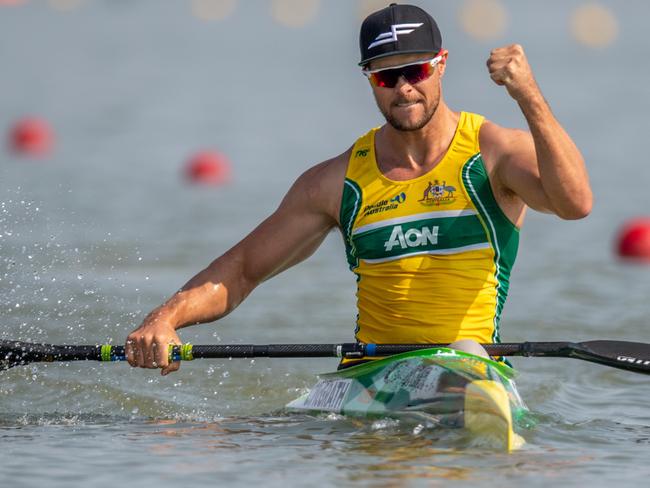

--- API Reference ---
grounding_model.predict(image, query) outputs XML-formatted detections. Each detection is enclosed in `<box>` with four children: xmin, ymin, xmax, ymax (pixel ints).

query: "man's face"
<box><xmin>367</xmin><ymin>52</ymin><xmax>446</xmax><ymax>132</ymax></box>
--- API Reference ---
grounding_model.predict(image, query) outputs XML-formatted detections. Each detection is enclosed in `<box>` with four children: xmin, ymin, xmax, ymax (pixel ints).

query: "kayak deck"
<box><xmin>286</xmin><ymin>347</ymin><xmax>528</xmax><ymax>451</ymax></box>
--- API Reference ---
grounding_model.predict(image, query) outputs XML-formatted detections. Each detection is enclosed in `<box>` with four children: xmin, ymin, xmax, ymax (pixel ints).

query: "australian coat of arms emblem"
<box><xmin>419</xmin><ymin>180</ymin><xmax>456</xmax><ymax>206</ymax></box>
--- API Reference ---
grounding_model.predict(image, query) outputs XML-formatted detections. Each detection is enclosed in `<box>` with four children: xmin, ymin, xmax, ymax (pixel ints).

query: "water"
<box><xmin>1</xmin><ymin>0</ymin><xmax>650</xmax><ymax>486</ymax></box>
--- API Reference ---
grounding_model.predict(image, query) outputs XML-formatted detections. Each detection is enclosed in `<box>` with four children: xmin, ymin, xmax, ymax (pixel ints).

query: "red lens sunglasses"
<box><xmin>363</xmin><ymin>50</ymin><xmax>448</xmax><ymax>88</ymax></box>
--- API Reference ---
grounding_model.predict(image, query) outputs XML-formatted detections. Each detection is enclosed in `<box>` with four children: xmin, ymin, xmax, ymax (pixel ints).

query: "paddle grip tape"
<box><xmin>101</xmin><ymin>345</ymin><xmax>113</xmax><ymax>362</ymax></box>
<box><xmin>168</xmin><ymin>343</ymin><xmax>193</xmax><ymax>362</ymax></box>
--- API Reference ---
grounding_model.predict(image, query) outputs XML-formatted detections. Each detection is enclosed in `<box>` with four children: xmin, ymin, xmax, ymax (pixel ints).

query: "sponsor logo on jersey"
<box><xmin>419</xmin><ymin>180</ymin><xmax>456</xmax><ymax>206</ymax></box>
<box><xmin>384</xmin><ymin>224</ymin><xmax>438</xmax><ymax>252</ymax></box>
<box><xmin>355</xmin><ymin>148</ymin><xmax>369</xmax><ymax>157</ymax></box>
<box><xmin>362</xmin><ymin>192</ymin><xmax>406</xmax><ymax>216</ymax></box>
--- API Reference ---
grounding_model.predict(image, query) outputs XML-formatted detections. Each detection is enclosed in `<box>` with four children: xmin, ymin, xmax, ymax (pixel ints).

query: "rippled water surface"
<box><xmin>2</xmin><ymin>1</ymin><xmax>650</xmax><ymax>486</ymax></box>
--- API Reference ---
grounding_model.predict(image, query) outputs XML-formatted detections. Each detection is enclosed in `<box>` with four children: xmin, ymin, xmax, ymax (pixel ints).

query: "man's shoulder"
<box><xmin>303</xmin><ymin>147</ymin><xmax>352</xmax><ymax>182</ymax></box>
<box><xmin>308</xmin><ymin>147</ymin><xmax>352</xmax><ymax>174</ymax></box>
<box><xmin>288</xmin><ymin>147</ymin><xmax>353</xmax><ymax>221</ymax></box>
<box><xmin>478</xmin><ymin>119</ymin><xmax>533</xmax><ymax>166</ymax></box>
<box><xmin>479</xmin><ymin>120</ymin><xmax>531</xmax><ymax>149</ymax></box>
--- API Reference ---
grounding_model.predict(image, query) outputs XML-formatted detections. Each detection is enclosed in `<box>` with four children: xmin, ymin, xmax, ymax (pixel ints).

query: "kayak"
<box><xmin>286</xmin><ymin>347</ymin><xmax>529</xmax><ymax>451</ymax></box>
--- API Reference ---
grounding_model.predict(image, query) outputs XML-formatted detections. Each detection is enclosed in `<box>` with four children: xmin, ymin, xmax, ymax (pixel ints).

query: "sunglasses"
<box><xmin>362</xmin><ymin>51</ymin><xmax>447</xmax><ymax>88</ymax></box>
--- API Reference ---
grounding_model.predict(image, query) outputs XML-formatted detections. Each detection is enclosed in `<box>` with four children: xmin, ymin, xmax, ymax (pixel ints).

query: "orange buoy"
<box><xmin>616</xmin><ymin>218</ymin><xmax>650</xmax><ymax>261</ymax></box>
<box><xmin>9</xmin><ymin>117</ymin><xmax>54</xmax><ymax>157</ymax></box>
<box><xmin>184</xmin><ymin>150</ymin><xmax>231</xmax><ymax>185</ymax></box>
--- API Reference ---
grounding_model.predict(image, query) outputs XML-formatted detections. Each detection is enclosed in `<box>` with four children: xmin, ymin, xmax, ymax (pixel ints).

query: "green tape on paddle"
<box><xmin>100</xmin><ymin>345</ymin><xmax>113</xmax><ymax>362</ymax></box>
<box><xmin>168</xmin><ymin>343</ymin><xmax>193</xmax><ymax>362</ymax></box>
<box><xmin>180</xmin><ymin>343</ymin><xmax>193</xmax><ymax>361</ymax></box>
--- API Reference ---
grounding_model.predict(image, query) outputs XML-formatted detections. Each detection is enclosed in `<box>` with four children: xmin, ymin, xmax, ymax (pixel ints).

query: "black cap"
<box><xmin>359</xmin><ymin>3</ymin><xmax>442</xmax><ymax>67</ymax></box>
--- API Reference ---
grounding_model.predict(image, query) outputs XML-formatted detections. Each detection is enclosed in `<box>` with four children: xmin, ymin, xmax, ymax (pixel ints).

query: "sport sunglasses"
<box><xmin>362</xmin><ymin>51</ymin><xmax>447</xmax><ymax>88</ymax></box>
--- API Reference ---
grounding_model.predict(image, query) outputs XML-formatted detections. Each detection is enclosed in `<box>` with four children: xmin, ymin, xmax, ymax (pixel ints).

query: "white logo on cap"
<box><xmin>368</xmin><ymin>23</ymin><xmax>423</xmax><ymax>50</ymax></box>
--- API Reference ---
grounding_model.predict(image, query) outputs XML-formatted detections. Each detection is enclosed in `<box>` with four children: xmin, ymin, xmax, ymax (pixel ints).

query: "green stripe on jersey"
<box><xmin>340</xmin><ymin>178</ymin><xmax>363</xmax><ymax>270</ymax></box>
<box><xmin>352</xmin><ymin>213</ymin><xmax>489</xmax><ymax>262</ymax></box>
<box><xmin>462</xmin><ymin>153</ymin><xmax>519</xmax><ymax>343</ymax></box>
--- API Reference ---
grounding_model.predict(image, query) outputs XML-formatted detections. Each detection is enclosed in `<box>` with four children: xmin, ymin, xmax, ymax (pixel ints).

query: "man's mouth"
<box><xmin>393</xmin><ymin>100</ymin><xmax>420</xmax><ymax>108</ymax></box>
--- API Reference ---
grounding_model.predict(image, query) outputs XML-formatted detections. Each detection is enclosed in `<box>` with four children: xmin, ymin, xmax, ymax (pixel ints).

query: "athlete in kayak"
<box><xmin>125</xmin><ymin>3</ymin><xmax>591</xmax><ymax>374</ymax></box>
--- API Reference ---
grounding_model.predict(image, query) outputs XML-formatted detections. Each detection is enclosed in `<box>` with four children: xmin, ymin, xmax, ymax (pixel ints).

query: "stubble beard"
<box><xmin>377</xmin><ymin>86</ymin><xmax>440</xmax><ymax>132</ymax></box>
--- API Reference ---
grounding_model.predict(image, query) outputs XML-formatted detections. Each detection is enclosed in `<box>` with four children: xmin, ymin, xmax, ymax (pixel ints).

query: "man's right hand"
<box><xmin>125</xmin><ymin>310</ymin><xmax>182</xmax><ymax>376</ymax></box>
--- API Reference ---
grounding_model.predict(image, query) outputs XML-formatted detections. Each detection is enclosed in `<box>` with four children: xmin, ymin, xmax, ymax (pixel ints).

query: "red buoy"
<box><xmin>9</xmin><ymin>117</ymin><xmax>54</xmax><ymax>157</ymax></box>
<box><xmin>184</xmin><ymin>150</ymin><xmax>231</xmax><ymax>185</ymax></box>
<box><xmin>616</xmin><ymin>218</ymin><xmax>650</xmax><ymax>261</ymax></box>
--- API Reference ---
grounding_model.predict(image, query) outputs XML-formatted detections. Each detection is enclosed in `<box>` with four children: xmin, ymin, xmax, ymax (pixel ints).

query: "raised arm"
<box><xmin>125</xmin><ymin>154</ymin><xmax>348</xmax><ymax>374</ymax></box>
<box><xmin>481</xmin><ymin>44</ymin><xmax>592</xmax><ymax>221</ymax></box>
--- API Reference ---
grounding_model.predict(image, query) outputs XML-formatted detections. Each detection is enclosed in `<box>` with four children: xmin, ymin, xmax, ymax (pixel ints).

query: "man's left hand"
<box><xmin>487</xmin><ymin>44</ymin><xmax>540</xmax><ymax>103</ymax></box>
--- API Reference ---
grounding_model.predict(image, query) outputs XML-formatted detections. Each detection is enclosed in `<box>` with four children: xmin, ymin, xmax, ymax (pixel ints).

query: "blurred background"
<box><xmin>1</xmin><ymin>1</ymin><xmax>650</xmax><ymax>485</ymax></box>
<box><xmin>2</xmin><ymin>0</ymin><xmax>648</xmax><ymax>348</ymax></box>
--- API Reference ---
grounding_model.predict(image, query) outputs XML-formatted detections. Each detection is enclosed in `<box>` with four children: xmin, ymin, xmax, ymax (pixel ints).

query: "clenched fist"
<box><xmin>487</xmin><ymin>44</ymin><xmax>540</xmax><ymax>103</ymax></box>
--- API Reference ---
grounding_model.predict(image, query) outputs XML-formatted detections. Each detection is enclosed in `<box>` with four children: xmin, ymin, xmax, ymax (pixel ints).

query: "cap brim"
<box><xmin>358</xmin><ymin>49</ymin><xmax>440</xmax><ymax>67</ymax></box>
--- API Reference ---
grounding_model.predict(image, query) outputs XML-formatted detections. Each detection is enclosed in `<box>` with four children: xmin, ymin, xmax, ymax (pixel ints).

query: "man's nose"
<box><xmin>394</xmin><ymin>76</ymin><xmax>414</xmax><ymax>92</ymax></box>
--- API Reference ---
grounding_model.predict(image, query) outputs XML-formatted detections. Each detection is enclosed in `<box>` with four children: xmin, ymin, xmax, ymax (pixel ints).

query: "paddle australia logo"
<box><xmin>419</xmin><ymin>180</ymin><xmax>456</xmax><ymax>206</ymax></box>
<box><xmin>384</xmin><ymin>224</ymin><xmax>438</xmax><ymax>252</ymax></box>
<box><xmin>368</xmin><ymin>23</ymin><xmax>424</xmax><ymax>49</ymax></box>
<box><xmin>362</xmin><ymin>192</ymin><xmax>406</xmax><ymax>216</ymax></box>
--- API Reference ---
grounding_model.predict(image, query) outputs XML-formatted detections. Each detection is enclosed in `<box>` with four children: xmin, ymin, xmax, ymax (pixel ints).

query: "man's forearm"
<box><xmin>156</xmin><ymin>253</ymin><xmax>250</xmax><ymax>330</ymax></box>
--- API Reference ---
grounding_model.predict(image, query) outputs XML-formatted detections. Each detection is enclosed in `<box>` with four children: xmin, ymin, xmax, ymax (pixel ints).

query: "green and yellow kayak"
<box><xmin>286</xmin><ymin>347</ymin><xmax>529</xmax><ymax>451</ymax></box>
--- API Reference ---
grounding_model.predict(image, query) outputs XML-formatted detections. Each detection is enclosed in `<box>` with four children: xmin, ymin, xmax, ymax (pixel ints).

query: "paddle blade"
<box><xmin>572</xmin><ymin>341</ymin><xmax>650</xmax><ymax>374</ymax></box>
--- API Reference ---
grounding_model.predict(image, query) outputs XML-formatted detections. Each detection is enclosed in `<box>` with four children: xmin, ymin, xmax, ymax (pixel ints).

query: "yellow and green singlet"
<box><xmin>339</xmin><ymin>112</ymin><xmax>519</xmax><ymax>361</ymax></box>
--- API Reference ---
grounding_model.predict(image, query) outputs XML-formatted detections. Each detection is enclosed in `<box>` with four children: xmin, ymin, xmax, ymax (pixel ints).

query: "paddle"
<box><xmin>1</xmin><ymin>339</ymin><xmax>649</xmax><ymax>374</ymax></box>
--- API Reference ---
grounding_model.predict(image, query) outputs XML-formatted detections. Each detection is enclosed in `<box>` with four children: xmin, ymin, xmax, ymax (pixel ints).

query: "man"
<box><xmin>125</xmin><ymin>4</ymin><xmax>591</xmax><ymax>375</ymax></box>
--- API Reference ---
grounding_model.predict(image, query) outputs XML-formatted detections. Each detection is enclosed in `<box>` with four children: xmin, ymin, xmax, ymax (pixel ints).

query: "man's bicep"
<box><xmin>236</xmin><ymin>173</ymin><xmax>338</xmax><ymax>286</ymax></box>
<box><xmin>496</xmin><ymin>132</ymin><xmax>555</xmax><ymax>214</ymax></box>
